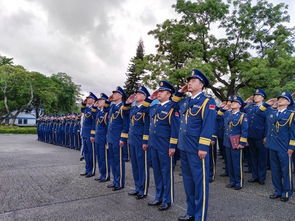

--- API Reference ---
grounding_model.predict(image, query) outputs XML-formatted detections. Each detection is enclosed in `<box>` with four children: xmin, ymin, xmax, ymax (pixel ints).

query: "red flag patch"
<box><xmin>209</xmin><ymin>105</ymin><xmax>215</xmax><ymax>110</ymax></box>
<box><xmin>175</xmin><ymin>112</ymin><xmax>179</xmax><ymax>116</ymax></box>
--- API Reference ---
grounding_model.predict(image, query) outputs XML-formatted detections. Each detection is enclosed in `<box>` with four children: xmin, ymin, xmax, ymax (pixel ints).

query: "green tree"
<box><xmin>123</xmin><ymin>39</ymin><xmax>146</xmax><ymax>97</ymax></box>
<box><xmin>50</xmin><ymin>72</ymin><xmax>81</xmax><ymax>114</ymax></box>
<box><xmin>0</xmin><ymin>58</ymin><xmax>82</xmax><ymax>124</ymax></box>
<box><xmin>144</xmin><ymin>0</ymin><xmax>295</xmax><ymax>100</ymax></box>
<box><xmin>0</xmin><ymin>55</ymin><xmax>14</xmax><ymax>66</ymax></box>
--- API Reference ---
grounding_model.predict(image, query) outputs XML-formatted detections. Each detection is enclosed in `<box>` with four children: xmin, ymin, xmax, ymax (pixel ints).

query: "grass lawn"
<box><xmin>0</xmin><ymin>125</ymin><xmax>37</xmax><ymax>134</ymax></box>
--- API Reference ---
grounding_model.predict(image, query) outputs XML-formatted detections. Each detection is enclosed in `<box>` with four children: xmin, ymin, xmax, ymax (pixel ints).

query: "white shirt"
<box><xmin>160</xmin><ymin>100</ymin><xmax>170</xmax><ymax>106</ymax></box>
<box><xmin>191</xmin><ymin>91</ymin><xmax>202</xmax><ymax>99</ymax></box>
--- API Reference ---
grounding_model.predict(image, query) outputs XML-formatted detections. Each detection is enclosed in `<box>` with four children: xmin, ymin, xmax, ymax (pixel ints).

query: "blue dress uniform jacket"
<box><xmin>92</xmin><ymin>105</ymin><xmax>110</xmax><ymax>181</ymax></box>
<box><xmin>244</xmin><ymin>103</ymin><xmax>267</xmax><ymax>139</ymax></box>
<box><xmin>244</xmin><ymin>103</ymin><xmax>268</xmax><ymax>182</ymax></box>
<box><xmin>225</xmin><ymin>111</ymin><xmax>248</xmax><ymax>188</ymax></box>
<box><xmin>172</xmin><ymin>91</ymin><xmax>215</xmax><ymax>221</ymax></box>
<box><xmin>106</xmin><ymin>102</ymin><xmax>130</xmax><ymax>188</ymax></box>
<box><xmin>128</xmin><ymin>100</ymin><xmax>151</xmax><ymax>196</ymax></box>
<box><xmin>81</xmin><ymin>103</ymin><xmax>97</xmax><ymax>176</ymax></box>
<box><xmin>263</xmin><ymin>103</ymin><xmax>295</xmax><ymax>198</ymax></box>
<box><xmin>148</xmin><ymin>100</ymin><xmax>180</xmax><ymax>205</ymax></box>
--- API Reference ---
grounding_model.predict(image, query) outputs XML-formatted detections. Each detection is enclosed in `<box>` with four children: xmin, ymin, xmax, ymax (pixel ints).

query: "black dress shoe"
<box><xmin>85</xmin><ymin>174</ymin><xmax>94</xmax><ymax>178</ymax></box>
<box><xmin>94</xmin><ymin>177</ymin><xmax>101</xmax><ymax>181</ymax></box>
<box><xmin>107</xmin><ymin>184</ymin><xmax>115</xmax><ymax>188</ymax></box>
<box><xmin>128</xmin><ymin>190</ymin><xmax>138</xmax><ymax>196</ymax></box>
<box><xmin>136</xmin><ymin>194</ymin><xmax>146</xmax><ymax>199</ymax></box>
<box><xmin>234</xmin><ymin>186</ymin><xmax>242</xmax><ymax>190</ymax></box>
<box><xmin>79</xmin><ymin>157</ymin><xmax>84</xmax><ymax>161</ymax></box>
<box><xmin>112</xmin><ymin>187</ymin><xmax>123</xmax><ymax>191</ymax></box>
<box><xmin>158</xmin><ymin>203</ymin><xmax>171</xmax><ymax>211</ymax></box>
<box><xmin>258</xmin><ymin>180</ymin><xmax>265</xmax><ymax>185</ymax></box>
<box><xmin>280</xmin><ymin>197</ymin><xmax>289</xmax><ymax>202</ymax></box>
<box><xmin>99</xmin><ymin>178</ymin><xmax>110</xmax><ymax>183</ymax></box>
<box><xmin>178</xmin><ymin>215</ymin><xmax>194</xmax><ymax>221</ymax></box>
<box><xmin>220</xmin><ymin>173</ymin><xmax>229</xmax><ymax>177</ymax></box>
<box><xmin>248</xmin><ymin>178</ymin><xmax>258</xmax><ymax>183</ymax></box>
<box><xmin>148</xmin><ymin>200</ymin><xmax>162</xmax><ymax>206</ymax></box>
<box><xmin>226</xmin><ymin>184</ymin><xmax>234</xmax><ymax>188</ymax></box>
<box><xmin>80</xmin><ymin>173</ymin><xmax>87</xmax><ymax>176</ymax></box>
<box><xmin>269</xmin><ymin>194</ymin><xmax>281</xmax><ymax>199</ymax></box>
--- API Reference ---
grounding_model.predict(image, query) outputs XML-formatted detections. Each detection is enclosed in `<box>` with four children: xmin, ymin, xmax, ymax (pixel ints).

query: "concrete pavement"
<box><xmin>0</xmin><ymin>134</ymin><xmax>294</xmax><ymax>221</ymax></box>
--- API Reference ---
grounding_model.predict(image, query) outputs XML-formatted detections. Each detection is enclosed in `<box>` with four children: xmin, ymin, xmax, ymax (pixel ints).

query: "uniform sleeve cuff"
<box><xmin>199</xmin><ymin>137</ymin><xmax>211</xmax><ymax>146</ymax></box>
<box><xmin>171</xmin><ymin>91</ymin><xmax>184</xmax><ymax>102</ymax></box>
<box><xmin>122</xmin><ymin>104</ymin><xmax>131</xmax><ymax>110</ymax></box>
<box><xmin>121</xmin><ymin>133</ymin><xmax>128</xmax><ymax>138</ymax></box>
<box><xmin>169</xmin><ymin>138</ymin><xmax>178</xmax><ymax>145</ymax></box>
<box><xmin>143</xmin><ymin>98</ymin><xmax>152</xmax><ymax>107</ymax></box>
<box><xmin>91</xmin><ymin>130</ymin><xmax>96</xmax><ymax>135</ymax></box>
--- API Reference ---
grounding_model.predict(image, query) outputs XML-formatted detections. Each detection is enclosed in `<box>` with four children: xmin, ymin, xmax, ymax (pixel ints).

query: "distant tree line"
<box><xmin>0</xmin><ymin>56</ymin><xmax>81</xmax><ymax>125</ymax></box>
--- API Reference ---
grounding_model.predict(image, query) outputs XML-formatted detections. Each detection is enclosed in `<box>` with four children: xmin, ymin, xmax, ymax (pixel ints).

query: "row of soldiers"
<box><xmin>36</xmin><ymin>113</ymin><xmax>82</xmax><ymax>150</ymax></box>
<box><xmin>37</xmin><ymin>68</ymin><xmax>295</xmax><ymax>221</ymax></box>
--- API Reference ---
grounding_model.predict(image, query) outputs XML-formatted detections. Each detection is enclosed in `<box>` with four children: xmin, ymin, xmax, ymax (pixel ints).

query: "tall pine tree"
<box><xmin>124</xmin><ymin>39</ymin><xmax>145</xmax><ymax>97</ymax></box>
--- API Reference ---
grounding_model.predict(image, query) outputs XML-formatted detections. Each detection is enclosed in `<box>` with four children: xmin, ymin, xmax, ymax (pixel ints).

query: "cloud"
<box><xmin>0</xmin><ymin>0</ymin><xmax>293</xmax><ymax>97</ymax></box>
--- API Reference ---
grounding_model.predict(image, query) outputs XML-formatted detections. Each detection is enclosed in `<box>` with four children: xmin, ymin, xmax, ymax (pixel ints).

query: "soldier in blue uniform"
<box><xmin>223</xmin><ymin>96</ymin><xmax>248</xmax><ymax>191</ymax></box>
<box><xmin>244</xmin><ymin>89</ymin><xmax>268</xmax><ymax>185</ymax></box>
<box><xmin>172</xmin><ymin>69</ymin><xmax>216</xmax><ymax>221</ymax></box>
<box><xmin>106</xmin><ymin>86</ymin><xmax>130</xmax><ymax>191</ymax></box>
<box><xmin>126</xmin><ymin>86</ymin><xmax>152</xmax><ymax>199</ymax></box>
<box><xmin>216</xmin><ymin>99</ymin><xmax>231</xmax><ymax>177</ymax></box>
<box><xmin>74</xmin><ymin>114</ymin><xmax>81</xmax><ymax>150</ymax></box>
<box><xmin>147</xmin><ymin>80</ymin><xmax>180</xmax><ymax>211</ymax></box>
<box><xmin>80</xmin><ymin>92</ymin><xmax>98</xmax><ymax>178</ymax></box>
<box><xmin>92</xmin><ymin>93</ymin><xmax>111</xmax><ymax>182</ymax></box>
<box><xmin>263</xmin><ymin>92</ymin><xmax>295</xmax><ymax>202</ymax></box>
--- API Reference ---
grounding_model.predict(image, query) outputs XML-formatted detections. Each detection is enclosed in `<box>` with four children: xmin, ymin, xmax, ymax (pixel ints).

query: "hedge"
<box><xmin>0</xmin><ymin>125</ymin><xmax>37</xmax><ymax>134</ymax></box>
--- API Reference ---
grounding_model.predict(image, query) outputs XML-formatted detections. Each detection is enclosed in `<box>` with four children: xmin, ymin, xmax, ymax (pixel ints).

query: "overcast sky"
<box><xmin>0</xmin><ymin>0</ymin><xmax>294</xmax><ymax>97</ymax></box>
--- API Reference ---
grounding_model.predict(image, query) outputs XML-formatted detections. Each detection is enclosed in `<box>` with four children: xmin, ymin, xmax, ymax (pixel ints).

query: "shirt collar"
<box><xmin>115</xmin><ymin>102</ymin><xmax>122</xmax><ymax>107</ymax></box>
<box><xmin>136</xmin><ymin>104</ymin><xmax>142</xmax><ymax>108</ymax></box>
<box><xmin>191</xmin><ymin>92</ymin><xmax>202</xmax><ymax>99</ymax></box>
<box><xmin>278</xmin><ymin>108</ymin><xmax>286</xmax><ymax>113</ymax></box>
<box><xmin>232</xmin><ymin>110</ymin><xmax>240</xmax><ymax>114</ymax></box>
<box><xmin>160</xmin><ymin>100</ymin><xmax>170</xmax><ymax>106</ymax></box>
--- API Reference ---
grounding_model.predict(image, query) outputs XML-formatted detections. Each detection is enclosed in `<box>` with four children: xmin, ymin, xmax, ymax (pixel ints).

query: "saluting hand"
<box><xmin>179</xmin><ymin>84</ymin><xmax>188</xmax><ymax>93</ymax></box>
<box><xmin>126</xmin><ymin>93</ymin><xmax>136</xmax><ymax>104</ymax></box>
<box><xmin>266</xmin><ymin>98</ymin><xmax>277</xmax><ymax>106</ymax></box>
<box><xmin>94</xmin><ymin>100</ymin><xmax>99</xmax><ymax>107</ymax></box>
<box><xmin>109</xmin><ymin>94</ymin><xmax>113</xmax><ymax>102</ymax></box>
<box><xmin>245</xmin><ymin>95</ymin><xmax>254</xmax><ymax>103</ymax></box>
<box><xmin>150</xmin><ymin>90</ymin><xmax>159</xmax><ymax>100</ymax></box>
<box><xmin>219</xmin><ymin>101</ymin><xmax>226</xmax><ymax>108</ymax></box>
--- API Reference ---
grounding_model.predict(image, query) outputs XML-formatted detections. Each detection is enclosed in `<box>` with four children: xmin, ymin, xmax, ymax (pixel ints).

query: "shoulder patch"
<box><xmin>209</xmin><ymin>104</ymin><xmax>215</xmax><ymax>110</ymax></box>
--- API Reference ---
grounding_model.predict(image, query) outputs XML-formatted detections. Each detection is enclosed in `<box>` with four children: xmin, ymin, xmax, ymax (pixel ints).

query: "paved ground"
<box><xmin>0</xmin><ymin>134</ymin><xmax>294</xmax><ymax>221</ymax></box>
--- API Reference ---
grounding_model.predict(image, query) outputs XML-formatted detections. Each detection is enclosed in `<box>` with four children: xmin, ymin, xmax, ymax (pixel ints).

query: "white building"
<box><xmin>3</xmin><ymin>109</ymin><xmax>42</xmax><ymax>126</ymax></box>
